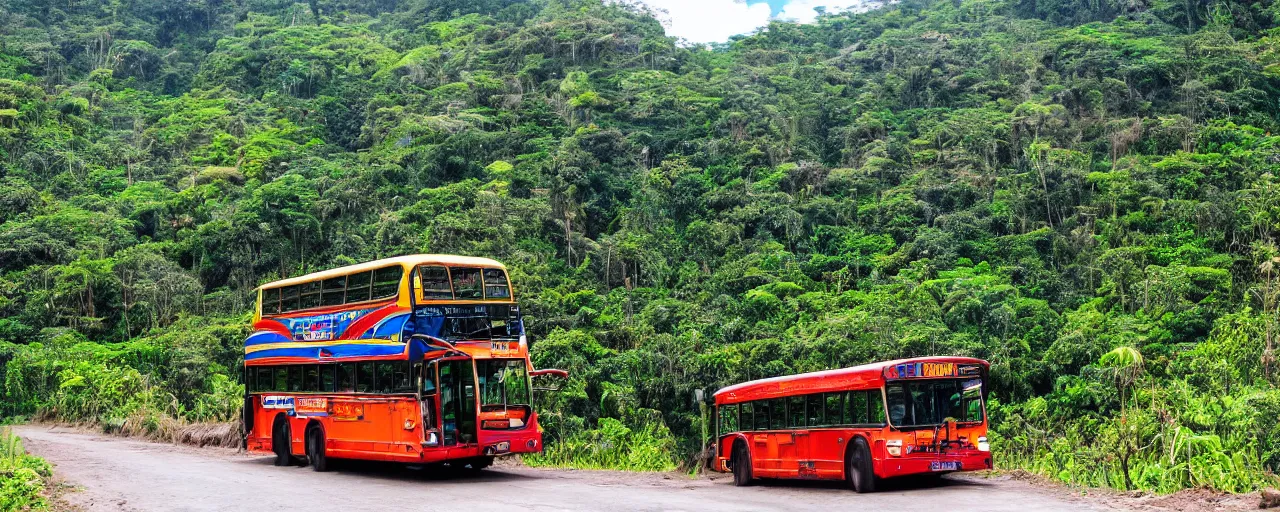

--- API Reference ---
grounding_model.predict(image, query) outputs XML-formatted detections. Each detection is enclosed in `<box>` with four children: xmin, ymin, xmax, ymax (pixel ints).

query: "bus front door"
<box><xmin>439</xmin><ymin>359</ymin><xmax>478</xmax><ymax>447</ymax></box>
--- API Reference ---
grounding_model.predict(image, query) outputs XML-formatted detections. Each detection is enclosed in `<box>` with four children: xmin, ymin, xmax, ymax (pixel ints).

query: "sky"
<box><xmin>633</xmin><ymin>0</ymin><xmax>878</xmax><ymax>43</ymax></box>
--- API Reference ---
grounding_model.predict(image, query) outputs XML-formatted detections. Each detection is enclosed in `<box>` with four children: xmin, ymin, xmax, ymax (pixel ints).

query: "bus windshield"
<box><xmin>416</xmin><ymin>304</ymin><xmax>523</xmax><ymax>342</ymax></box>
<box><xmin>477</xmin><ymin>359</ymin><xmax>531</xmax><ymax>411</ymax></box>
<box><xmin>885</xmin><ymin>378</ymin><xmax>984</xmax><ymax>428</ymax></box>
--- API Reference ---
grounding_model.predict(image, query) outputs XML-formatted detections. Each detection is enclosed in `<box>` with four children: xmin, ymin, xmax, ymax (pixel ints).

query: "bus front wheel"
<box><xmin>847</xmin><ymin>437</ymin><xmax>876</xmax><ymax>493</ymax></box>
<box><xmin>732</xmin><ymin>442</ymin><xmax>753</xmax><ymax>487</ymax></box>
<box><xmin>306</xmin><ymin>424</ymin><xmax>329</xmax><ymax>472</ymax></box>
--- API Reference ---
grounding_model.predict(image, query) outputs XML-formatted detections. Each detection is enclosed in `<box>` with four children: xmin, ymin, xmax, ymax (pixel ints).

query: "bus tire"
<box><xmin>457</xmin><ymin>456</ymin><xmax>493</xmax><ymax>475</ymax></box>
<box><xmin>306</xmin><ymin>424</ymin><xmax>329</xmax><ymax>472</ymax></box>
<box><xmin>847</xmin><ymin>437</ymin><xmax>876</xmax><ymax>493</ymax></box>
<box><xmin>272</xmin><ymin>416</ymin><xmax>292</xmax><ymax>467</ymax></box>
<box><xmin>732</xmin><ymin>441</ymin><xmax>753</xmax><ymax>487</ymax></box>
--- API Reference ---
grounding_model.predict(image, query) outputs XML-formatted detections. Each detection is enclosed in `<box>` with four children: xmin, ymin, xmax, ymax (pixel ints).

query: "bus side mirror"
<box><xmin>531</xmin><ymin>369</ymin><xmax>568</xmax><ymax>392</ymax></box>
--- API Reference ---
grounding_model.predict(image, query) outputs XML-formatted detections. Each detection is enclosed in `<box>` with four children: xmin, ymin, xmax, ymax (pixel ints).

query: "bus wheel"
<box><xmin>732</xmin><ymin>442</ymin><xmax>753</xmax><ymax>487</ymax></box>
<box><xmin>457</xmin><ymin>456</ymin><xmax>493</xmax><ymax>475</ymax></box>
<box><xmin>847</xmin><ymin>437</ymin><xmax>876</xmax><ymax>493</ymax></box>
<box><xmin>272</xmin><ymin>417</ymin><xmax>292</xmax><ymax>467</ymax></box>
<box><xmin>306</xmin><ymin>424</ymin><xmax>329</xmax><ymax>472</ymax></box>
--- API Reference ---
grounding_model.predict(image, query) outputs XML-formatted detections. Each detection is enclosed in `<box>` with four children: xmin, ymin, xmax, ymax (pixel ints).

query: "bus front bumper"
<box><xmin>879</xmin><ymin>450</ymin><xmax>992</xmax><ymax>478</ymax></box>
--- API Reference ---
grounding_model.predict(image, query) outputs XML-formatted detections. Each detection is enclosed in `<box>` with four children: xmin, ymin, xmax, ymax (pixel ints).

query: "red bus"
<box><xmin>712</xmin><ymin>357</ymin><xmax>991</xmax><ymax>492</ymax></box>
<box><xmin>242</xmin><ymin>255</ymin><xmax>563</xmax><ymax>472</ymax></box>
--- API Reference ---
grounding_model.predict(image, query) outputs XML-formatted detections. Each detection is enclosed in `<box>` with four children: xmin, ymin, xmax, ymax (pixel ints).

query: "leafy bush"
<box><xmin>526</xmin><ymin>413</ymin><xmax>678</xmax><ymax>472</ymax></box>
<box><xmin>0</xmin><ymin>427</ymin><xmax>51</xmax><ymax>512</ymax></box>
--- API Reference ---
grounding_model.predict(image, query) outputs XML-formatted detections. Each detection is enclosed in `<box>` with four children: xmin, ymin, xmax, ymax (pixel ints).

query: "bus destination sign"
<box><xmin>885</xmin><ymin>361</ymin><xmax>957</xmax><ymax>380</ymax></box>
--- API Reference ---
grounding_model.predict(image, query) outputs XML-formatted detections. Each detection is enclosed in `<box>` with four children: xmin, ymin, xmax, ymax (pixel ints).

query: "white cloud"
<box><xmin>630</xmin><ymin>0</ymin><xmax>773</xmax><ymax>44</ymax></box>
<box><xmin>776</xmin><ymin>0</ymin><xmax>879</xmax><ymax>23</ymax></box>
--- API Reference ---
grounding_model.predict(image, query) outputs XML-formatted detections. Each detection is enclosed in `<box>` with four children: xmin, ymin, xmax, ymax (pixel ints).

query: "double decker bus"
<box><xmin>242</xmin><ymin>255</ymin><xmax>563</xmax><ymax>472</ymax></box>
<box><xmin>712</xmin><ymin>357</ymin><xmax>991</xmax><ymax>492</ymax></box>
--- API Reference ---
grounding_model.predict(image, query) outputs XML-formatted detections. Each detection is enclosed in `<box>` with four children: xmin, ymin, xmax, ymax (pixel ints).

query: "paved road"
<box><xmin>17</xmin><ymin>425</ymin><xmax>1104</xmax><ymax>512</ymax></box>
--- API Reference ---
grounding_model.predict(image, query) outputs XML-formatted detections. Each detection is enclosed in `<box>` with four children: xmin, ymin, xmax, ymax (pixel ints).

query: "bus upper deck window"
<box><xmin>451</xmin><ymin>267</ymin><xmax>483</xmax><ymax>299</ymax></box>
<box><xmin>281</xmin><ymin>285</ymin><xmax>300</xmax><ymax>313</ymax></box>
<box><xmin>321</xmin><ymin>276</ymin><xmax>346</xmax><ymax>306</ymax></box>
<box><xmin>262</xmin><ymin>287</ymin><xmax>281</xmax><ymax>315</ymax></box>
<box><xmin>418</xmin><ymin>266</ymin><xmax>453</xmax><ymax>300</ymax></box>
<box><xmin>347</xmin><ymin>271</ymin><xmax>372</xmax><ymax>303</ymax></box>
<box><xmin>299</xmin><ymin>281</ymin><xmax>320</xmax><ymax>310</ymax></box>
<box><xmin>372</xmin><ymin>266</ymin><xmax>404</xmax><ymax>300</ymax></box>
<box><xmin>483</xmin><ymin>268</ymin><xmax>510</xmax><ymax>299</ymax></box>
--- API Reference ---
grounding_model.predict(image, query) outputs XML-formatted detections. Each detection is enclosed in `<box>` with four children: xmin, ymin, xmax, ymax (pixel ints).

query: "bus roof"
<box><xmin>259</xmin><ymin>254</ymin><xmax>507</xmax><ymax>290</ymax></box>
<box><xmin>713</xmin><ymin>356</ymin><xmax>988</xmax><ymax>405</ymax></box>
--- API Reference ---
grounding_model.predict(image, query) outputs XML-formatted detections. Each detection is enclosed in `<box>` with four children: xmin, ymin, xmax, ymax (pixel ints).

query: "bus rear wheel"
<box><xmin>732</xmin><ymin>442</ymin><xmax>753</xmax><ymax>487</ymax></box>
<box><xmin>306</xmin><ymin>424</ymin><xmax>329</xmax><ymax>472</ymax></box>
<box><xmin>847</xmin><ymin>437</ymin><xmax>876</xmax><ymax>493</ymax></box>
<box><xmin>272</xmin><ymin>418</ymin><xmax>292</xmax><ymax>467</ymax></box>
<box><xmin>456</xmin><ymin>456</ymin><xmax>493</xmax><ymax>475</ymax></box>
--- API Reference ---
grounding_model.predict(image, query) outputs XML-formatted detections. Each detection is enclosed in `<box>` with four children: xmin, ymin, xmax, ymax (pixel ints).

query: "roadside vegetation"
<box><xmin>1</xmin><ymin>0</ymin><xmax>1280</xmax><ymax>493</ymax></box>
<box><xmin>0</xmin><ymin>427</ymin><xmax>52</xmax><ymax>511</ymax></box>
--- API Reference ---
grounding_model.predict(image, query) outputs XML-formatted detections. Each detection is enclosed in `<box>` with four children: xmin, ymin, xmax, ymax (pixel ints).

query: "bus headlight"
<box><xmin>977</xmin><ymin>436</ymin><xmax>989</xmax><ymax>452</ymax></box>
<box><xmin>886</xmin><ymin>440</ymin><xmax>903</xmax><ymax>457</ymax></box>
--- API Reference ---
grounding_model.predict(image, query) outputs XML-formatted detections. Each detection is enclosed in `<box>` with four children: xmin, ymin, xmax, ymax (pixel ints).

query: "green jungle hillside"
<box><xmin>2</xmin><ymin>0</ymin><xmax>1280</xmax><ymax>494</ymax></box>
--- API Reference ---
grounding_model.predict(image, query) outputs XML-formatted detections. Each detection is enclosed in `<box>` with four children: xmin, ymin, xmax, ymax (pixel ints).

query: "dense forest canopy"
<box><xmin>2</xmin><ymin>0</ymin><xmax>1280</xmax><ymax>492</ymax></box>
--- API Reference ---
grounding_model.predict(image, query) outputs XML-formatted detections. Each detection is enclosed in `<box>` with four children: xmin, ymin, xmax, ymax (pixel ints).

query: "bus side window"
<box><xmin>848</xmin><ymin>391</ymin><xmax>868</xmax><ymax>424</ymax></box>
<box><xmin>300</xmin><ymin>281</ymin><xmax>321</xmax><ymax>310</ymax></box>
<box><xmin>321</xmin><ymin>365</ymin><xmax>336</xmax><ymax>393</ymax></box>
<box><xmin>288</xmin><ymin>365</ymin><xmax>302</xmax><ymax>392</ymax></box>
<box><xmin>755</xmin><ymin>401</ymin><xmax>771</xmax><ymax>431</ymax></box>
<box><xmin>824</xmin><ymin>393</ymin><xmax>842</xmax><ymax>427</ymax></box>
<box><xmin>357</xmin><ymin>362</ymin><xmax>375</xmax><ymax>393</ymax></box>
<box><xmin>886</xmin><ymin>385</ymin><xmax>906</xmax><ymax>425</ymax></box>
<box><xmin>720</xmin><ymin>404</ymin><xmax>738</xmax><ymax>434</ymax></box>
<box><xmin>769</xmin><ymin>398</ymin><xmax>786</xmax><ymax>430</ymax></box>
<box><xmin>372</xmin><ymin>266</ymin><xmax>404</xmax><ymax>300</ymax></box>
<box><xmin>337</xmin><ymin>363</ymin><xmax>356</xmax><ymax>392</ymax></box>
<box><xmin>302</xmin><ymin>365</ymin><xmax>320</xmax><ymax>392</ymax></box>
<box><xmin>806</xmin><ymin>394</ymin><xmax>823</xmax><ymax>426</ymax></box>
<box><xmin>281</xmin><ymin>285</ymin><xmax>300</xmax><ymax>314</ymax></box>
<box><xmin>393</xmin><ymin>362</ymin><xmax>414</xmax><ymax>393</ymax></box>
<box><xmin>274</xmin><ymin>366</ymin><xmax>288</xmax><ymax>391</ymax></box>
<box><xmin>376</xmin><ymin>361</ymin><xmax>397</xmax><ymax>394</ymax></box>
<box><xmin>262</xmin><ymin>288</ymin><xmax>281</xmax><ymax>315</ymax></box>
<box><xmin>258</xmin><ymin>367</ymin><xmax>273</xmax><ymax>392</ymax></box>
<box><xmin>740</xmin><ymin>402</ymin><xmax>754</xmax><ymax>432</ymax></box>
<box><xmin>787</xmin><ymin>395</ymin><xmax>805</xmax><ymax>428</ymax></box>
<box><xmin>347</xmin><ymin>271</ymin><xmax>373</xmax><ymax>303</ymax></box>
<box><xmin>869</xmin><ymin>391</ymin><xmax>887</xmax><ymax>424</ymax></box>
<box><xmin>321</xmin><ymin>276</ymin><xmax>346</xmax><ymax>307</ymax></box>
